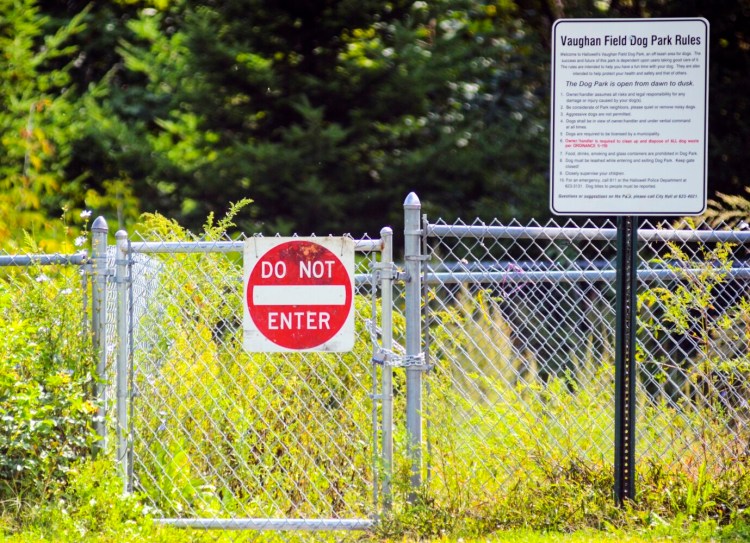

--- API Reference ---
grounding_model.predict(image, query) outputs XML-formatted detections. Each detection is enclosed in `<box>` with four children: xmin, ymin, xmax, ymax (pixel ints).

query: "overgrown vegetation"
<box><xmin>0</xmin><ymin>255</ymin><xmax>97</xmax><ymax>512</ymax></box>
<box><xmin>3</xmin><ymin>0</ymin><xmax>750</xmax><ymax>540</ymax></box>
<box><xmin>373</xmin><ymin>219</ymin><xmax>750</xmax><ymax>539</ymax></box>
<box><xmin>3</xmin><ymin>205</ymin><xmax>750</xmax><ymax>541</ymax></box>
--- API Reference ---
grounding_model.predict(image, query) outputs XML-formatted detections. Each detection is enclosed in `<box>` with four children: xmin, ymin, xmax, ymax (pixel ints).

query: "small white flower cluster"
<box><xmin>75</xmin><ymin>210</ymin><xmax>93</xmax><ymax>247</ymax></box>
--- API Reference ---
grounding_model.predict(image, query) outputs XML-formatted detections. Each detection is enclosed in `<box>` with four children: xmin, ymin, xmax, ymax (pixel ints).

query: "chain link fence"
<box><xmin>420</xmin><ymin>214</ymin><xmax>750</xmax><ymax>508</ymax></box>
<box><xmin>120</xmin><ymin>227</ymin><xmax>391</xmax><ymax>532</ymax></box>
<box><xmin>3</xmin><ymin>195</ymin><xmax>750</xmax><ymax>536</ymax></box>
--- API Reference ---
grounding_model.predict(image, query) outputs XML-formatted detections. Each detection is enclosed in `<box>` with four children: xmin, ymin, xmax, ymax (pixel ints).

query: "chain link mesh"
<box><xmin>422</xmin><ymin>218</ymin><xmax>750</xmax><ymax>505</ymax></box>
<box><xmin>0</xmin><ymin>250</ymin><xmax>92</xmax><ymax>373</ymax></box>
<box><xmin>125</xmin><ymin>232</ymin><xmax>384</xmax><ymax>526</ymax></box>
<box><xmin>636</xmin><ymin>221</ymin><xmax>750</xmax><ymax>474</ymax></box>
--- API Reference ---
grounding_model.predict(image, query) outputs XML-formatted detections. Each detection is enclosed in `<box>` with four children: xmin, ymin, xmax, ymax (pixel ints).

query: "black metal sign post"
<box><xmin>614</xmin><ymin>215</ymin><xmax>638</xmax><ymax>503</ymax></box>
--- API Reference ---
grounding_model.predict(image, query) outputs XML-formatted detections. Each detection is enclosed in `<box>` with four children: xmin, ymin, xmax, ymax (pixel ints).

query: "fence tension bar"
<box><xmin>614</xmin><ymin>215</ymin><xmax>638</xmax><ymax>504</ymax></box>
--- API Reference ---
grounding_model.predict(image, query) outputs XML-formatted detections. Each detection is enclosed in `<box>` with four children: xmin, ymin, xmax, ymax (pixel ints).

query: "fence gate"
<box><xmin>114</xmin><ymin>227</ymin><xmax>395</xmax><ymax>533</ymax></box>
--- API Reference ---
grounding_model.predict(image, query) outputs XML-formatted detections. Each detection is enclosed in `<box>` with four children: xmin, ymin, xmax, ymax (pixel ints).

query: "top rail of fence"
<box><xmin>0</xmin><ymin>252</ymin><xmax>89</xmax><ymax>267</ymax></box>
<box><xmin>426</xmin><ymin>224</ymin><xmax>750</xmax><ymax>243</ymax></box>
<box><xmin>126</xmin><ymin>238</ymin><xmax>383</xmax><ymax>254</ymax></box>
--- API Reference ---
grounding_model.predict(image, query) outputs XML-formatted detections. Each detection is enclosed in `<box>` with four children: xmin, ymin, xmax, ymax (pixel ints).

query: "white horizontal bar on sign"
<box><xmin>253</xmin><ymin>285</ymin><xmax>346</xmax><ymax>305</ymax></box>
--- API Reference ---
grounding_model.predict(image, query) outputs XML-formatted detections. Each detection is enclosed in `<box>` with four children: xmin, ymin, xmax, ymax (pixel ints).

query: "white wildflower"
<box><xmin>36</xmin><ymin>274</ymin><xmax>50</xmax><ymax>283</ymax></box>
<box><xmin>80</xmin><ymin>210</ymin><xmax>92</xmax><ymax>219</ymax></box>
<box><xmin>74</xmin><ymin>235</ymin><xmax>87</xmax><ymax>247</ymax></box>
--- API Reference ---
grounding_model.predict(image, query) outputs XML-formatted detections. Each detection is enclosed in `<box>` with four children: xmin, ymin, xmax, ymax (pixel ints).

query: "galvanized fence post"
<box><xmin>115</xmin><ymin>229</ymin><xmax>130</xmax><ymax>492</ymax></box>
<box><xmin>403</xmin><ymin>192</ymin><xmax>423</xmax><ymax>500</ymax></box>
<box><xmin>379</xmin><ymin>226</ymin><xmax>395</xmax><ymax>509</ymax></box>
<box><xmin>90</xmin><ymin>216</ymin><xmax>109</xmax><ymax>450</ymax></box>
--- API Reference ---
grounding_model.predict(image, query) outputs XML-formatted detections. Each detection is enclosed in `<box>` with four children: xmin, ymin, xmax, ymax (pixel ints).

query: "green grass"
<box><xmin>419</xmin><ymin>523</ymin><xmax>750</xmax><ymax>542</ymax></box>
<box><xmin>3</xmin><ymin>520</ymin><xmax>750</xmax><ymax>543</ymax></box>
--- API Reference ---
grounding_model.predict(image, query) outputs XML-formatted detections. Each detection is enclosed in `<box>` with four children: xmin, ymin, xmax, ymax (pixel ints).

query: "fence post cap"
<box><xmin>404</xmin><ymin>192</ymin><xmax>421</xmax><ymax>208</ymax></box>
<box><xmin>91</xmin><ymin>216</ymin><xmax>108</xmax><ymax>233</ymax></box>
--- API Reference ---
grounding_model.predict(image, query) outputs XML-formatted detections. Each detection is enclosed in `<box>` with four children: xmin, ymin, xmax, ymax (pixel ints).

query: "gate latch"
<box><xmin>372</xmin><ymin>348</ymin><xmax>431</xmax><ymax>371</ymax></box>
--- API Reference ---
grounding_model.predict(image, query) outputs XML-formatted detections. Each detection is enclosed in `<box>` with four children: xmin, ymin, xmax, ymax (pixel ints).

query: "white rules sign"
<box><xmin>550</xmin><ymin>18</ymin><xmax>709</xmax><ymax>216</ymax></box>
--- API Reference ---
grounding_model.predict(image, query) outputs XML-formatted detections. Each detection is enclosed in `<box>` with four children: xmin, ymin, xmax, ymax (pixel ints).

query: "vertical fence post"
<box><xmin>115</xmin><ymin>230</ymin><xmax>130</xmax><ymax>492</ymax></box>
<box><xmin>379</xmin><ymin>226</ymin><xmax>394</xmax><ymax>509</ymax></box>
<box><xmin>614</xmin><ymin>215</ymin><xmax>638</xmax><ymax>503</ymax></box>
<box><xmin>91</xmin><ymin>216</ymin><xmax>109</xmax><ymax>451</ymax></box>
<box><xmin>404</xmin><ymin>192</ymin><xmax>423</xmax><ymax>500</ymax></box>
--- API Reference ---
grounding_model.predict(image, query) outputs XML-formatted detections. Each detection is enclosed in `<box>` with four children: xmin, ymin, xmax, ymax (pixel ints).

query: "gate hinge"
<box><xmin>373</xmin><ymin>262</ymin><xmax>406</xmax><ymax>282</ymax></box>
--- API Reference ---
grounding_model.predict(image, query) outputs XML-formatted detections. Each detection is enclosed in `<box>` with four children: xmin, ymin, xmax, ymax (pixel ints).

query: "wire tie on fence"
<box><xmin>340</xmin><ymin>235</ymin><xmax>352</xmax><ymax>256</ymax></box>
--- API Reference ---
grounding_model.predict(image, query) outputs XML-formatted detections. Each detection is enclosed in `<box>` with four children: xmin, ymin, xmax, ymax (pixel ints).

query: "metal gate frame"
<box><xmin>101</xmin><ymin>226</ymin><xmax>397</xmax><ymax>532</ymax></box>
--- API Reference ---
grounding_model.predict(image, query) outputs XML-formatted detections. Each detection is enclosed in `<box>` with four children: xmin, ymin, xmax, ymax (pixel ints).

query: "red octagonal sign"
<box><xmin>243</xmin><ymin>237</ymin><xmax>355</xmax><ymax>352</ymax></box>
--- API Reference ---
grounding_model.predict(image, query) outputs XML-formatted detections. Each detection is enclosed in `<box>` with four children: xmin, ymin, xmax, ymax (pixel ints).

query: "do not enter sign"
<box><xmin>243</xmin><ymin>237</ymin><xmax>355</xmax><ymax>352</ymax></box>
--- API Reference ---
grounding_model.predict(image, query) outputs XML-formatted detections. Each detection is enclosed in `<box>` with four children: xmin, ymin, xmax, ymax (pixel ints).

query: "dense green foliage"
<box><xmin>0</xmin><ymin>261</ymin><xmax>97</xmax><ymax>505</ymax></box>
<box><xmin>2</xmin><ymin>0</ymin><xmax>748</xmax><ymax>240</ymax></box>
<box><xmin>0</xmin><ymin>0</ymin><xmax>84</xmax><ymax>247</ymax></box>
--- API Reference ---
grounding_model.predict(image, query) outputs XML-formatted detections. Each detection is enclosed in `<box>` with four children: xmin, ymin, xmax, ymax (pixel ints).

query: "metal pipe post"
<box><xmin>403</xmin><ymin>192</ymin><xmax>423</xmax><ymax>500</ymax></box>
<box><xmin>90</xmin><ymin>216</ymin><xmax>109</xmax><ymax>450</ymax></box>
<box><xmin>115</xmin><ymin>230</ymin><xmax>130</xmax><ymax>492</ymax></box>
<box><xmin>379</xmin><ymin>226</ymin><xmax>394</xmax><ymax>509</ymax></box>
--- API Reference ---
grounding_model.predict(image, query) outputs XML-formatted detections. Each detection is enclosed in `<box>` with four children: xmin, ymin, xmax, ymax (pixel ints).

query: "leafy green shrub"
<box><xmin>0</xmin><ymin>261</ymin><xmax>98</xmax><ymax>507</ymax></box>
<box><xmin>21</xmin><ymin>459</ymin><xmax>148</xmax><ymax>537</ymax></box>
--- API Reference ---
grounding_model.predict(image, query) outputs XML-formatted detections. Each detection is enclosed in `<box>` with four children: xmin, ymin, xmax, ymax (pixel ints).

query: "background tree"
<box><xmin>4</xmin><ymin>0</ymin><xmax>747</xmax><ymax>240</ymax></box>
<box><xmin>51</xmin><ymin>0</ymin><xmax>551</xmax><ymax>236</ymax></box>
<box><xmin>0</xmin><ymin>0</ymin><xmax>89</xmax><ymax>247</ymax></box>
